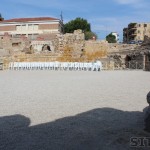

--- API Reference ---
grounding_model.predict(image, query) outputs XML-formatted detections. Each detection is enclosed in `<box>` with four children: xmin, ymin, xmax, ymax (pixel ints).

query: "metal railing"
<box><xmin>125</xmin><ymin>61</ymin><xmax>143</xmax><ymax>70</ymax></box>
<box><xmin>101</xmin><ymin>61</ymin><xmax>150</xmax><ymax>70</ymax></box>
<box><xmin>0</xmin><ymin>62</ymin><xmax>3</xmax><ymax>70</ymax></box>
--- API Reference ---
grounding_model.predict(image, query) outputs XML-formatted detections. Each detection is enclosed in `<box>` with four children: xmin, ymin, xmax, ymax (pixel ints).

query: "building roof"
<box><xmin>1</xmin><ymin>17</ymin><xmax>59</xmax><ymax>22</ymax></box>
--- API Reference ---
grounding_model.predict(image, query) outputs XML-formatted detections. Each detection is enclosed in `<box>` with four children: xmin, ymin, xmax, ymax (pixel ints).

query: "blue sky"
<box><xmin>0</xmin><ymin>0</ymin><xmax>150</xmax><ymax>41</ymax></box>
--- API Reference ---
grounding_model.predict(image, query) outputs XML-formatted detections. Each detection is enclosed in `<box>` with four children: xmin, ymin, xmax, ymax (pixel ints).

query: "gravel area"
<box><xmin>0</xmin><ymin>70</ymin><xmax>150</xmax><ymax>150</ymax></box>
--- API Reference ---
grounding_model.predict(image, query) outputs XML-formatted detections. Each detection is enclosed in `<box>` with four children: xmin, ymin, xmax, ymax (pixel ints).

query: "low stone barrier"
<box><xmin>0</xmin><ymin>62</ymin><xmax>3</xmax><ymax>70</ymax></box>
<box><xmin>144</xmin><ymin>91</ymin><xmax>150</xmax><ymax>132</ymax></box>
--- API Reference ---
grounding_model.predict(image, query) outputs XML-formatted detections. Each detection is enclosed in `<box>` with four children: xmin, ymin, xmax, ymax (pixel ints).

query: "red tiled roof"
<box><xmin>2</xmin><ymin>17</ymin><xmax>59</xmax><ymax>22</ymax></box>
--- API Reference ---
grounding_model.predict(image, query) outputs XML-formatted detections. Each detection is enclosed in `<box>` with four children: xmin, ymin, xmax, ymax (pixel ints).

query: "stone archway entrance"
<box><xmin>31</xmin><ymin>41</ymin><xmax>54</xmax><ymax>53</ymax></box>
<box><xmin>125</xmin><ymin>55</ymin><xmax>132</xmax><ymax>68</ymax></box>
<box><xmin>125</xmin><ymin>55</ymin><xmax>132</xmax><ymax>62</ymax></box>
<box><xmin>125</xmin><ymin>54</ymin><xmax>144</xmax><ymax>69</ymax></box>
<box><xmin>42</xmin><ymin>44</ymin><xmax>51</xmax><ymax>51</ymax></box>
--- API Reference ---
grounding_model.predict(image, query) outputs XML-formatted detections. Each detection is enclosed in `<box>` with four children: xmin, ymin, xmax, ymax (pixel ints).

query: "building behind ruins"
<box><xmin>111</xmin><ymin>32</ymin><xmax>119</xmax><ymax>43</ymax></box>
<box><xmin>0</xmin><ymin>17</ymin><xmax>63</xmax><ymax>40</ymax></box>
<box><xmin>123</xmin><ymin>22</ymin><xmax>150</xmax><ymax>43</ymax></box>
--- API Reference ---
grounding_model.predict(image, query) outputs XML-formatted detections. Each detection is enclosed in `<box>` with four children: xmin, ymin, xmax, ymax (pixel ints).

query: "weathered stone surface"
<box><xmin>145</xmin><ymin>115</ymin><xmax>150</xmax><ymax>132</ymax></box>
<box><xmin>144</xmin><ymin>92</ymin><xmax>150</xmax><ymax>132</ymax></box>
<box><xmin>0</xmin><ymin>34</ymin><xmax>31</xmax><ymax>55</ymax></box>
<box><xmin>144</xmin><ymin>107</ymin><xmax>150</xmax><ymax>132</ymax></box>
<box><xmin>0</xmin><ymin>48</ymin><xmax>10</xmax><ymax>56</ymax></box>
<box><xmin>147</xmin><ymin>91</ymin><xmax>150</xmax><ymax>104</ymax></box>
<box><xmin>84</xmin><ymin>40</ymin><xmax>108</xmax><ymax>54</ymax></box>
<box><xmin>142</xmin><ymin>36</ymin><xmax>150</xmax><ymax>46</ymax></box>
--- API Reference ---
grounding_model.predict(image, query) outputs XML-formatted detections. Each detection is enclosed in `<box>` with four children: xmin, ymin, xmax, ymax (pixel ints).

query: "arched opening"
<box><xmin>42</xmin><ymin>44</ymin><xmax>51</xmax><ymax>51</ymax></box>
<box><xmin>148</xmin><ymin>54</ymin><xmax>150</xmax><ymax>61</ymax></box>
<box><xmin>125</xmin><ymin>55</ymin><xmax>131</xmax><ymax>62</ymax></box>
<box><xmin>47</xmin><ymin>46</ymin><xmax>51</xmax><ymax>51</ymax></box>
<box><xmin>125</xmin><ymin>55</ymin><xmax>132</xmax><ymax>68</ymax></box>
<box><xmin>30</xmin><ymin>45</ymin><xmax>33</xmax><ymax>51</ymax></box>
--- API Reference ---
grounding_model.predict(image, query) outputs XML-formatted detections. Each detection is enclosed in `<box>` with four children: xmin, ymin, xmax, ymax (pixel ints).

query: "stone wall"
<box><xmin>84</xmin><ymin>40</ymin><xmax>108</xmax><ymax>54</ymax></box>
<box><xmin>0</xmin><ymin>31</ymin><xmax>142</xmax><ymax>64</ymax></box>
<box><xmin>0</xmin><ymin>34</ymin><xmax>30</xmax><ymax>56</ymax></box>
<box><xmin>55</xmin><ymin>30</ymin><xmax>85</xmax><ymax>59</ymax></box>
<box><xmin>108</xmin><ymin>43</ymin><xmax>138</xmax><ymax>53</ymax></box>
<box><xmin>57</xmin><ymin>29</ymin><xmax>85</xmax><ymax>50</ymax></box>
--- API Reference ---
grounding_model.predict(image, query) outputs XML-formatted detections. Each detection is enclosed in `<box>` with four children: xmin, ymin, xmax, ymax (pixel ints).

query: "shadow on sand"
<box><xmin>0</xmin><ymin>108</ymin><xmax>150</xmax><ymax>150</ymax></box>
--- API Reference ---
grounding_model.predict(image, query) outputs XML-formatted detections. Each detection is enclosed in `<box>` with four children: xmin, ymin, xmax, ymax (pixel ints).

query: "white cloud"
<box><xmin>89</xmin><ymin>17</ymin><xmax>122</xmax><ymax>32</ymax></box>
<box><xmin>114</xmin><ymin>0</ymin><xmax>150</xmax><ymax>10</ymax></box>
<box><xmin>114</xmin><ymin>0</ymin><xmax>141</xmax><ymax>4</ymax></box>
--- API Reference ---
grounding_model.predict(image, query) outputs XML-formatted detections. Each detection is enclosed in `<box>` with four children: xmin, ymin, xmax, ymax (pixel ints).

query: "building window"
<box><xmin>16</xmin><ymin>25</ymin><xmax>21</xmax><ymax>31</ymax></box>
<box><xmin>28</xmin><ymin>24</ymin><xmax>33</xmax><ymax>30</ymax></box>
<box><xmin>33</xmin><ymin>34</ymin><xmax>38</xmax><ymax>39</ymax></box>
<box><xmin>28</xmin><ymin>34</ymin><xmax>32</xmax><ymax>39</ymax></box>
<box><xmin>12</xmin><ymin>42</ymin><xmax>21</xmax><ymax>47</ymax></box>
<box><xmin>22</xmin><ymin>25</ymin><xmax>26</xmax><ymax>30</ymax></box>
<box><xmin>16</xmin><ymin>34</ymin><xmax>21</xmax><ymax>38</ymax></box>
<box><xmin>33</xmin><ymin>24</ymin><xmax>38</xmax><ymax>30</ymax></box>
<box><xmin>138</xmin><ymin>24</ymin><xmax>141</xmax><ymax>27</ymax></box>
<box><xmin>138</xmin><ymin>30</ymin><xmax>140</xmax><ymax>34</ymax></box>
<box><xmin>144</xmin><ymin>24</ymin><xmax>147</xmax><ymax>27</ymax></box>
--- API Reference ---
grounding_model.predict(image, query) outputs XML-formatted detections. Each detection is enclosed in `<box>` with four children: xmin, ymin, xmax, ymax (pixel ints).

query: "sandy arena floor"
<box><xmin>0</xmin><ymin>70</ymin><xmax>150</xmax><ymax>150</ymax></box>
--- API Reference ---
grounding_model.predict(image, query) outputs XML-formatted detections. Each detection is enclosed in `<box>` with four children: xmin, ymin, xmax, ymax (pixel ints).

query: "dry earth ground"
<box><xmin>0</xmin><ymin>70</ymin><xmax>150</xmax><ymax>150</ymax></box>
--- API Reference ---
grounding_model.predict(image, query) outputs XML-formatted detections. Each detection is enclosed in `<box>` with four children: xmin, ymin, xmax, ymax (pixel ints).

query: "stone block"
<box><xmin>144</xmin><ymin>91</ymin><xmax>150</xmax><ymax>132</ymax></box>
<box><xmin>144</xmin><ymin>108</ymin><xmax>150</xmax><ymax>132</ymax></box>
<box><xmin>147</xmin><ymin>91</ymin><xmax>150</xmax><ymax>104</ymax></box>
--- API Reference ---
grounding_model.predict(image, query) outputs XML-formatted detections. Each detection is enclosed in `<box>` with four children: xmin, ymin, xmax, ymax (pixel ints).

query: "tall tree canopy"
<box><xmin>64</xmin><ymin>17</ymin><xmax>97</xmax><ymax>40</ymax></box>
<box><xmin>64</xmin><ymin>17</ymin><xmax>91</xmax><ymax>33</ymax></box>
<box><xmin>106</xmin><ymin>33</ymin><xmax>117</xmax><ymax>43</ymax></box>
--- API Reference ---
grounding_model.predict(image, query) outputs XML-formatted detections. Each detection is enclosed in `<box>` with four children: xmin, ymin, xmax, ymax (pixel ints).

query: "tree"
<box><xmin>106</xmin><ymin>33</ymin><xmax>117</xmax><ymax>43</ymax></box>
<box><xmin>64</xmin><ymin>17</ymin><xmax>97</xmax><ymax>40</ymax></box>
<box><xmin>64</xmin><ymin>17</ymin><xmax>91</xmax><ymax>33</ymax></box>
<box><xmin>0</xmin><ymin>13</ymin><xmax>4</xmax><ymax>21</ymax></box>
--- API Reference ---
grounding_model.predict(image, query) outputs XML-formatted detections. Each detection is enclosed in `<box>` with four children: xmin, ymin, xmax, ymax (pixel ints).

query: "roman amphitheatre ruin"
<box><xmin>0</xmin><ymin>29</ymin><xmax>150</xmax><ymax>71</ymax></box>
<box><xmin>0</xmin><ymin>17</ymin><xmax>150</xmax><ymax>150</ymax></box>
